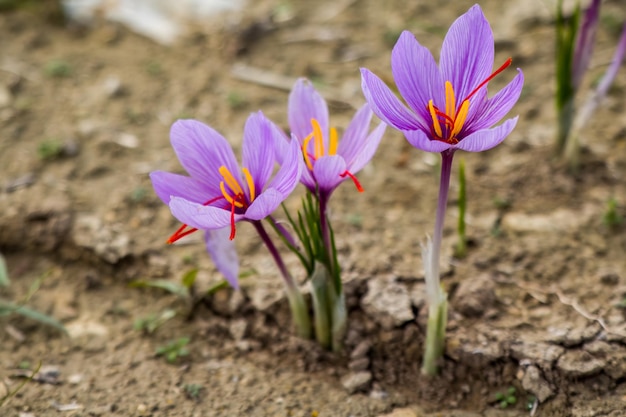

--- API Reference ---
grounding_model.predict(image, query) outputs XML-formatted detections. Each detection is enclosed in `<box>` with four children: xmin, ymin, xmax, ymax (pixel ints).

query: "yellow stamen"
<box><xmin>242</xmin><ymin>167</ymin><xmax>255</xmax><ymax>202</ymax></box>
<box><xmin>445</xmin><ymin>81</ymin><xmax>456</xmax><ymax>119</ymax></box>
<box><xmin>329</xmin><ymin>127</ymin><xmax>338</xmax><ymax>155</ymax></box>
<box><xmin>428</xmin><ymin>100</ymin><xmax>443</xmax><ymax>138</ymax></box>
<box><xmin>450</xmin><ymin>100</ymin><xmax>470</xmax><ymax>138</ymax></box>
<box><xmin>220</xmin><ymin>181</ymin><xmax>244</xmax><ymax>208</ymax></box>
<box><xmin>219</xmin><ymin>166</ymin><xmax>243</xmax><ymax>196</ymax></box>
<box><xmin>302</xmin><ymin>132</ymin><xmax>315</xmax><ymax>171</ymax></box>
<box><xmin>311</xmin><ymin>118</ymin><xmax>324</xmax><ymax>158</ymax></box>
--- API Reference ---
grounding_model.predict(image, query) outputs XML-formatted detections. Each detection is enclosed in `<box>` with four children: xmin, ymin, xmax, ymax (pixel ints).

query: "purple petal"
<box><xmin>299</xmin><ymin>168</ymin><xmax>317</xmax><ymax>192</ymax></box>
<box><xmin>577</xmin><ymin>23</ymin><xmax>626</xmax><ymax>128</ymax></box>
<box><xmin>595</xmin><ymin>22</ymin><xmax>626</xmax><ymax>99</ymax></box>
<box><xmin>267</xmin><ymin>134</ymin><xmax>302</xmax><ymax>197</ymax></box>
<box><xmin>288</xmin><ymin>78</ymin><xmax>329</xmax><ymax>143</ymax></box>
<box><xmin>242</xmin><ymin>112</ymin><xmax>276</xmax><ymax>195</ymax></box>
<box><xmin>170</xmin><ymin>119</ymin><xmax>242</xmax><ymax>188</ymax></box>
<box><xmin>269</xmin><ymin>118</ymin><xmax>291</xmax><ymax>165</ymax></box>
<box><xmin>439</xmin><ymin>4</ymin><xmax>494</xmax><ymax>103</ymax></box>
<box><xmin>391</xmin><ymin>30</ymin><xmax>443</xmax><ymax>125</ymax></box>
<box><xmin>204</xmin><ymin>228</ymin><xmax>239</xmax><ymax>289</ymax></box>
<box><xmin>336</xmin><ymin>104</ymin><xmax>373</xmax><ymax>167</ymax></box>
<box><xmin>312</xmin><ymin>155</ymin><xmax>347</xmax><ymax>194</ymax></box>
<box><xmin>465</xmin><ymin>69</ymin><xmax>524</xmax><ymax>132</ymax></box>
<box><xmin>348</xmin><ymin>121</ymin><xmax>386</xmax><ymax>174</ymax></box>
<box><xmin>169</xmin><ymin>197</ymin><xmax>240</xmax><ymax>230</ymax></box>
<box><xmin>454</xmin><ymin>117</ymin><xmax>518</xmax><ymax>152</ymax></box>
<box><xmin>150</xmin><ymin>171</ymin><xmax>214</xmax><ymax>206</ymax></box>
<box><xmin>402</xmin><ymin>129</ymin><xmax>454</xmax><ymax>153</ymax></box>
<box><xmin>573</xmin><ymin>0</ymin><xmax>600</xmax><ymax>89</ymax></box>
<box><xmin>360</xmin><ymin>68</ymin><xmax>423</xmax><ymax>131</ymax></box>
<box><xmin>245</xmin><ymin>188</ymin><xmax>285</xmax><ymax>220</ymax></box>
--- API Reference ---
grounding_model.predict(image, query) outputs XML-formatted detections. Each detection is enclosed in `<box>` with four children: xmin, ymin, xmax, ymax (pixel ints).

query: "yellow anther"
<box><xmin>242</xmin><ymin>167</ymin><xmax>255</xmax><ymax>202</ymax></box>
<box><xmin>450</xmin><ymin>100</ymin><xmax>469</xmax><ymax>139</ymax></box>
<box><xmin>219</xmin><ymin>166</ymin><xmax>243</xmax><ymax>196</ymax></box>
<box><xmin>302</xmin><ymin>132</ymin><xmax>315</xmax><ymax>171</ymax></box>
<box><xmin>428</xmin><ymin>100</ymin><xmax>443</xmax><ymax>138</ymax></box>
<box><xmin>445</xmin><ymin>81</ymin><xmax>456</xmax><ymax>119</ymax></box>
<box><xmin>311</xmin><ymin>118</ymin><xmax>325</xmax><ymax>159</ymax></box>
<box><xmin>220</xmin><ymin>181</ymin><xmax>244</xmax><ymax>208</ymax></box>
<box><xmin>329</xmin><ymin>127</ymin><xmax>338</xmax><ymax>156</ymax></box>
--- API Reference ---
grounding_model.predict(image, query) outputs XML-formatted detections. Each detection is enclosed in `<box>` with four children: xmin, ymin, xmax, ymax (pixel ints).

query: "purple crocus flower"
<box><xmin>360</xmin><ymin>4</ymin><xmax>524</xmax><ymax>154</ymax></box>
<box><xmin>288</xmin><ymin>78</ymin><xmax>386</xmax><ymax>196</ymax></box>
<box><xmin>572</xmin><ymin>0</ymin><xmax>601</xmax><ymax>90</ymax></box>
<box><xmin>150</xmin><ymin>111</ymin><xmax>302</xmax><ymax>287</ymax></box>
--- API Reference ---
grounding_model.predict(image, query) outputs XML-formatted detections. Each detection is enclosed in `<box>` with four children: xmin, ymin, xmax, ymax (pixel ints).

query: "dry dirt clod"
<box><xmin>377</xmin><ymin>407</ymin><xmax>422</xmax><ymax>417</ymax></box>
<box><xmin>452</xmin><ymin>273</ymin><xmax>496</xmax><ymax>318</ymax></box>
<box><xmin>362</xmin><ymin>277</ymin><xmax>414</xmax><ymax>330</ymax></box>
<box><xmin>341</xmin><ymin>371</ymin><xmax>372</xmax><ymax>394</ymax></box>
<box><xmin>521</xmin><ymin>365</ymin><xmax>554</xmax><ymax>403</ymax></box>
<box><xmin>556</xmin><ymin>349</ymin><xmax>606</xmax><ymax>377</ymax></box>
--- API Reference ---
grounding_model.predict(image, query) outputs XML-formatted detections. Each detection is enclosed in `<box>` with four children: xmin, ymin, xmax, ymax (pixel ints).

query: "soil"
<box><xmin>1</xmin><ymin>0</ymin><xmax>626</xmax><ymax>416</ymax></box>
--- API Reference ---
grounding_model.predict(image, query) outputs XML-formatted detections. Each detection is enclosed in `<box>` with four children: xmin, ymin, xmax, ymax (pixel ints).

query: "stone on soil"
<box><xmin>362</xmin><ymin>278</ymin><xmax>414</xmax><ymax>330</ymax></box>
<box><xmin>452</xmin><ymin>273</ymin><xmax>495</xmax><ymax>317</ymax></box>
<box><xmin>341</xmin><ymin>371</ymin><xmax>372</xmax><ymax>394</ymax></box>
<box><xmin>556</xmin><ymin>349</ymin><xmax>606</xmax><ymax>377</ymax></box>
<box><xmin>521</xmin><ymin>365</ymin><xmax>554</xmax><ymax>402</ymax></box>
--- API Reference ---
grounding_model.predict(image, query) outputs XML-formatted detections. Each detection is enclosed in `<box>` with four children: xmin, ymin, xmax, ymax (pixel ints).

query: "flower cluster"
<box><xmin>151</xmin><ymin>79</ymin><xmax>385</xmax><ymax>347</ymax></box>
<box><xmin>149</xmin><ymin>4</ymin><xmax>524</xmax><ymax>371</ymax></box>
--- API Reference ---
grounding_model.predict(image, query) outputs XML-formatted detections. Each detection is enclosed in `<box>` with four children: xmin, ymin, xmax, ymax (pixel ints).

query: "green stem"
<box><xmin>253</xmin><ymin>221</ymin><xmax>312</xmax><ymax>339</ymax></box>
<box><xmin>421</xmin><ymin>149</ymin><xmax>453</xmax><ymax>376</ymax></box>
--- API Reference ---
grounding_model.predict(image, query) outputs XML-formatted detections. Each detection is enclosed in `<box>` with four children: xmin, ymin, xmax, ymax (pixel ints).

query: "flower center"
<box><xmin>218</xmin><ymin>165</ymin><xmax>255</xmax><ymax>240</ymax></box>
<box><xmin>166</xmin><ymin>165</ymin><xmax>256</xmax><ymax>244</ymax></box>
<box><xmin>301</xmin><ymin>118</ymin><xmax>338</xmax><ymax>170</ymax></box>
<box><xmin>427</xmin><ymin>57</ymin><xmax>512</xmax><ymax>144</ymax></box>
<box><xmin>301</xmin><ymin>118</ymin><xmax>364</xmax><ymax>193</ymax></box>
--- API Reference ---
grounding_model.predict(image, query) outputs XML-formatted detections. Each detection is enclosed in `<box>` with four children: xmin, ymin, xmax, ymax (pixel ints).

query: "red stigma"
<box><xmin>166</xmin><ymin>195</ymin><xmax>225</xmax><ymax>244</ymax></box>
<box><xmin>340</xmin><ymin>170</ymin><xmax>364</xmax><ymax>192</ymax></box>
<box><xmin>464</xmin><ymin>57</ymin><xmax>512</xmax><ymax>102</ymax></box>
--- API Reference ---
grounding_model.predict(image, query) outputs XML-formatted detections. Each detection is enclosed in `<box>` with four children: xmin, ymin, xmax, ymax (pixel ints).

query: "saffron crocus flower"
<box><xmin>150</xmin><ymin>111</ymin><xmax>302</xmax><ymax>288</ymax></box>
<box><xmin>361</xmin><ymin>6</ymin><xmax>523</xmax><ymax>154</ymax></box>
<box><xmin>360</xmin><ymin>4</ymin><xmax>523</xmax><ymax>376</ymax></box>
<box><xmin>288</xmin><ymin>78</ymin><xmax>386</xmax><ymax>197</ymax></box>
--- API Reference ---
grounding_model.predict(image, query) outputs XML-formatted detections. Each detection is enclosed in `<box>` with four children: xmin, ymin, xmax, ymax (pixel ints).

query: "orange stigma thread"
<box><xmin>218</xmin><ymin>166</ymin><xmax>256</xmax><ymax>240</ymax></box>
<box><xmin>427</xmin><ymin>58</ymin><xmax>512</xmax><ymax>144</ymax></box>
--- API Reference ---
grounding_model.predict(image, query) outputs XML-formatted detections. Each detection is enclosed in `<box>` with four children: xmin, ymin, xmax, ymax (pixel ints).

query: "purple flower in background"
<box><xmin>572</xmin><ymin>0</ymin><xmax>601</xmax><ymax>89</ymax></box>
<box><xmin>150</xmin><ymin>112</ymin><xmax>302</xmax><ymax>287</ymax></box>
<box><xmin>288</xmin><ymin>78</ymin><xmax>386</xmax><ymax>196</ymax></box>
<box><xmin>360</xmin><ymin>4</ymin><xmax>523</xmax><ymax>154</ymax></box>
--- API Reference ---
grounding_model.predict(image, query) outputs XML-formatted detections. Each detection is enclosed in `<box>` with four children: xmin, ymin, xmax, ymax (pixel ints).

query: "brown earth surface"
<box><xmin>1</xmin><ymin>0</ymin><xmax>626</xmax><ymax>416</ymax></box>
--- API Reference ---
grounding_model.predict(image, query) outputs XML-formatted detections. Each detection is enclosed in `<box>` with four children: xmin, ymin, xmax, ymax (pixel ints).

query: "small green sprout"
<box><xmin>383</xmin><ymin>29</ymin><xmax>402</xmax><ymax>47</ymax></box>
<box><xmin>494</xmin><ymin>386</ymin><xmax>517</xmax><ymax>409</ymax></box>
<box><xmin>226</xmin><ymin>91</ymin><xmax>247</xmax><ymax>110</ymax></box>
<box><xmin>128</xmin><ymin>186</ymin><xmax>148</xmax><ymax>204</ymax></box>
<box><xmin>183</xmin><ymin>383</ymin><xmax>204</xmax><ymax>400</ymax></box>
<box><xmin>134</xmin><ymin>309</ymin><xmax>176</xmax><ymax>334</ymax></box>
<box><xmin>0</xmin><ymin>261</ymin><xmax>66</xmax><ymax>334</ymax></box>
<box><xmin>603</xmin><ymin>197</ymin><xmax>623</xmax><ymax>228</ymax></box>
<box><xmin>44</xmin><ymin>60</ymin><xmax>72</xmax><ymax>78</ymax></box>
<box><xmin>493</xmin><ymin>196</ymin><xmax>512</xmax><ymax>210</ymax></box>
<box><xmin>145</xmin><ymin>61</ymin><xmax>162</xmax><ymax>76</ymax></box>
<box><xmin>155</xmin><ymin>337</ymin><xmax>190</xmax><ymax>363</ymax></box>
<box><xmin>37</xmin><ymin>139</ymin><xmax>64</xmax><ymax>160</ymax></box>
